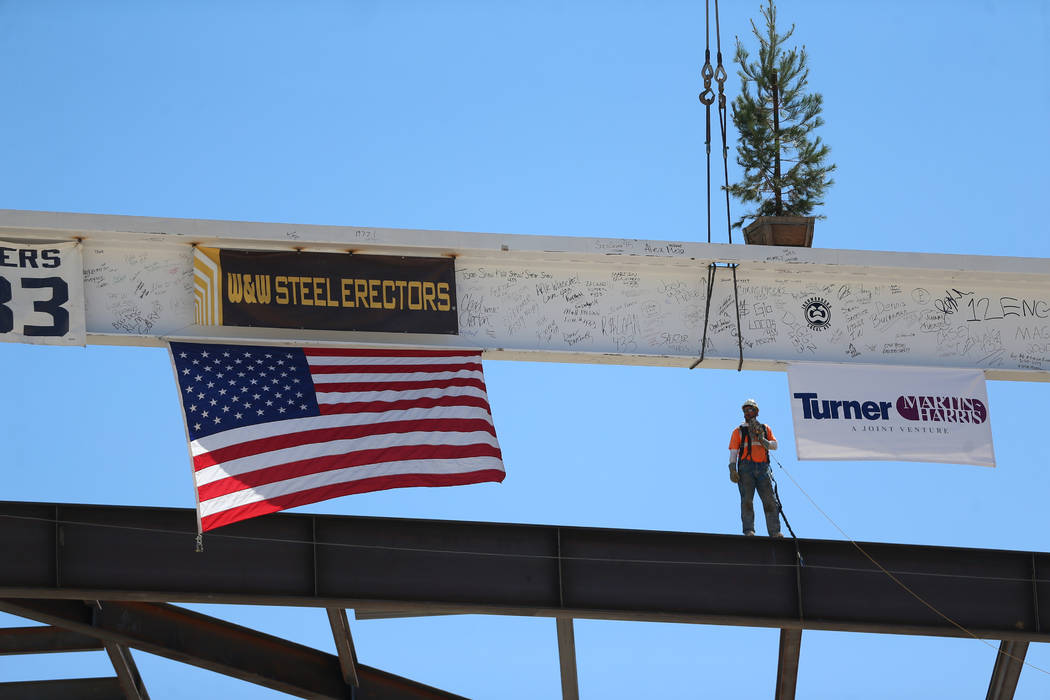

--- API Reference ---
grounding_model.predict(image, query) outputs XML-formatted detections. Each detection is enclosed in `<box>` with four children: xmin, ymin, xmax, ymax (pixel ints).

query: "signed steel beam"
<box><xmin>1</xmin><ymin>209</ymin><xmax>1047</xmax><ymax>380</ymax></box>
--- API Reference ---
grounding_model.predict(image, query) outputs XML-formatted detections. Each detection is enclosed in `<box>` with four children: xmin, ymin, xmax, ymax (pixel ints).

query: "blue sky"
<box><xmin>1</xmin><ymin>1</ymin><xmax>1049</xmax><ymax>698</ymax></box>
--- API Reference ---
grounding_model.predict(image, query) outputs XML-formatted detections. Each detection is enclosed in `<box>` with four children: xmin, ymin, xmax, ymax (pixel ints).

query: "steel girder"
<box><xmin>986</xmin><ymin>640</ymin><xmax>1030</xmax><ymax>700</ymax></box>
<box><xmin>0</xmin><ymin>677</ymin><xmax>125</xmax><ymax>700</ymax></box>
<box><xmin>0</xmin><ymin>598</ymin><xmax>466</xmax><ymax>700</ymax></box>
<box><xmin>774</xmin><ymin>629</ymin><xmax>802</xmax><ymax>700</ymax></box>
<box><xmin>101</xmin><ymin>642</ymin><xmax>149</xmax><ymax>700</ymax></box>
<box><xmin>555</xmin><ymin>619</ymin><xmax>579</xmax><ymax>700</ymax></box>
<box><xmin>0</xmin><ymin>626</ymin><xmax>102</xmax><ymax>655</ymax></box>
<box><xmin>1</xmin><ymin>501</ymin><xmax>1047</xmax><ymax>642</ymax></box>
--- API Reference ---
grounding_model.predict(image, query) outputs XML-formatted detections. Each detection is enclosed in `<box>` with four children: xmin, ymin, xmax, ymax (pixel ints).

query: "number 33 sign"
<box><xmin>0</xmin><ymin>240</ymin><xmax>85</xmax><ymax>346</ymax></box>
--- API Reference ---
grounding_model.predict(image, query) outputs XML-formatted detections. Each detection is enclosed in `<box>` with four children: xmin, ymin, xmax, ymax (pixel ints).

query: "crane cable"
<box><xmin>694</xmin><ymin>19</ymin><xmax>1035</xmax><ymax>672</ymax></box>
<box><xmin>692</xmin><ymin>0</ymin><xmax>744</xmax><ymax>372</ymax></box>
<box><xmin>699</xmin><ymin>0</ymin><xmax>715</xmax><ymax>244</ymax></box>
<box><xmin>698</xmin><ymin>0</ymin><xmax>732</xmax><ymax>244</ymax></box>
<box><xmin>713</xmin><ymin>0</ymin><xmax>733</xmax><ymax>244</ymax></box>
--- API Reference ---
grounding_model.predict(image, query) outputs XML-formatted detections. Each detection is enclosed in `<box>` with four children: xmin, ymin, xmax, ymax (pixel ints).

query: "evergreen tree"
<box><xmin>727</xmin><ymin>0</ymin><xmax>835</xmax><ymax>228</ymax></box>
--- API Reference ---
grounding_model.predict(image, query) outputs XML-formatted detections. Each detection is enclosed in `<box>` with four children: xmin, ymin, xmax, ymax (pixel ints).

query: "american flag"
<box><xmin>168</xmin><ymin>342</ymin><xmax>505</xmax><ymax>531</ymax></box>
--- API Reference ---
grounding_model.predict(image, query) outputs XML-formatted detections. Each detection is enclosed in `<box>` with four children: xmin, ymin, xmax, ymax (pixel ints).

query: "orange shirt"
<box><xmin>729</xmin><ymin>423</ymin><xmax>776</xmax><ymax>463</ymax></box>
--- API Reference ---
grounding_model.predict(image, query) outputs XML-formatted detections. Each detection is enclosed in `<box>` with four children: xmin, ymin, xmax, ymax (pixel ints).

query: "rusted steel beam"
<box><xmin>555</xmin><ymin>618</ymin><xmax>579</xmax><ymax>700</ymax></box>
<box><xmin>103</xmin><ymin>643</ymin><xmax>149</xmax><ymax>700</ymax></box>
<box><xmin>986</xmin><ymin>640</ymin><xmax>1029</xmax><ymax>700</ymax></box>
<box><xmin>0</xmin><ymin>677</ymin><xmax>124</xmax><ymax>700</ymax></box>
<box><xmin>0</xmin><ymin>599</ymin><xmax>466</xmax><ymax>700</ymax></box>
<box><xmin>326</xmin><ymin>608</ymin><xmax>360</xmax><ymax>688</ymax></box>
<box><xmin>0</xmin><ymin>625</ymin><xmax>102</xmax><ymax>655</ymax></box>
<box><xmin>774</xmin><ymin>629</ymin><xmax>802</xmax><ymax>700</ymax></box>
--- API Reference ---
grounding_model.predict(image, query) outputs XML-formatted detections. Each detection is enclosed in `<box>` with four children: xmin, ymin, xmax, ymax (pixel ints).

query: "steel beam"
<box><xmin>986</xmin><ymin>640</ymin><xmax>1029</xmax><ymax>700</ymax></box>
<box><xmin>0</xmin><ymin>625</ymin><xmax>102</xmax><ymax>654</ymax></box>
<box><xmin>0</xmin><ymin>677</ymin><xmax>124</xmax><ymax>700</ymax></box>
<box><xmin>3</xmin><ymin>209</ymin><xmax>1049</xmax><ymax>380</ymax></box>
<box><xmin>354</xmin><ymin>610</ymin><xmax>466</xmax><ymax>620</ymax></box>
<box><xmin>0</xmin><ymin>599</ymin><xmax>465</xmax><ymax>700</ymax></box>
<box><xmin>326</xmin><ymin>608</ymin><xmax>360</xmax><ymax>688</ymax></box>
<box><xmin>1</xmin><ymin>501</ymin><xmax>1049</xmax><ymax>641</ymax></box>
<box><xmin>104</xmin><ymin>643</ymin><xmax>149</xmax><ymax>700</ymax></box>
<box><xmin>0</xmin><ymin>599</ymin><xmax>347</xmax><ymax>699</ymax></box>
<box><xmin>774</xmin><ymin>629</ymin><xmax>802</xmax><ymax>700</ymax></box>
<box><xmin>555</xmin><ymin>618</ymin><xmax>580</xmax><ymax>700</ymax></box>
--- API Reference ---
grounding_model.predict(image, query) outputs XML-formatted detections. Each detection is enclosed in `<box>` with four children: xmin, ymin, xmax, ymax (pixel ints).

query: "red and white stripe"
<box><xmin>192</xmin><ymin>349</ymin><xmax>504</xmax><ymax>530</ymax></box>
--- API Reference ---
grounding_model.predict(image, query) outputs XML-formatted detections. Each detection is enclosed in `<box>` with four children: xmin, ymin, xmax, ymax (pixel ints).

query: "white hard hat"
<box><xmin>742</xmin><ymin>398</ymin><xmax>759</xmax><ymax>410</ymax></box>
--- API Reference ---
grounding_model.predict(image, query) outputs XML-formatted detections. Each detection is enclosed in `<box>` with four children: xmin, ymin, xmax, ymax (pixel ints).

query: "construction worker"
<box><xmin>728</xmin><ymin>399</ymin><xmax>783</xmax><ymax>537</ymax></box>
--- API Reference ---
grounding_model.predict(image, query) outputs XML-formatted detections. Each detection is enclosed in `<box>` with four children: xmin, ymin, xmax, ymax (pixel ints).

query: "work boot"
<box><xmin>771</xmin><ymin>533</ymin><xmax>784</xmax><ymax>538</ymax></box>
<box><xmin>744</xmin><ymin>530</ymin><xmax>755</xmax><ymax>536</ymax></box>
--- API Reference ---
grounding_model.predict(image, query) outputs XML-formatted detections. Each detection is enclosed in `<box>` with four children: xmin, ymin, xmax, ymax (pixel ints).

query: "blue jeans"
<box><xmin>737</xmin><ymin>460</ymin><xmax>781</xmax><ymax>535</ymax></box>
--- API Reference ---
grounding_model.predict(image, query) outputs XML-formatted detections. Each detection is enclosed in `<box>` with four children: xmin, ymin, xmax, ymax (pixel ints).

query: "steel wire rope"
<box><xmin>688</xmin><ymin>262</ymin><xmax>743</xmax><ymax>371</ymax></box>
<box><xmin>771</xmin><ymin>456</ymin><xmax>1050</xmax><ymax>676</ymax></box>
<box><xmin>699</xmin><ymin>0</ymin><xmax>715</xmax><ymax>243</ymax></box>
<box><xmin>713</xmin><ymin>0</ymin><xmax>733</xmax><ymax>244</ymax></box>
<box><xmin>692</xmin><ymin>0</ymin><xmax>747</xmax><ymax>369</ymax></box>
<box><xmin>722</xmin><ymin>8</ymin><xmax>741</xmax><ymax>372</ymax></box>
<box><xmin>698</xmin><ymin>0</ymin><xmax>732</xmax><ymax>244</ymax></box>
<box><xmin>689</xmin><ymin>263</ymin><xmax>718</xmax><ymax>369</ymax></box>
<box><xmin>730</xmin><ymin>263</ymin><xmax>743</xmax><ymax>370</ymax></box>
<box><xmin>767</xmin><ymin>466</ymin><xmax>805</xmax><ymax>620</ymax></box>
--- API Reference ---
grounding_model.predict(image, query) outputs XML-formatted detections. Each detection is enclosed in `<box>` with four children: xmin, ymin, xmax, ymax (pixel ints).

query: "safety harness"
<box><xmin>738</xmin><ymin>422</ymin><xmax>767</xmax><ymax>462</ymax></box>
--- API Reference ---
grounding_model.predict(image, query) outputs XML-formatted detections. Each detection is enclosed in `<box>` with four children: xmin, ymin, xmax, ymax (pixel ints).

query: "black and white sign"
<box><xmin>788</xmin><ymin>363</ymin><xmax>995</xmax><ymax>467</ymax></box>
<box><xmin>0</xmin><ymin>240</ymin><xmax>85</xmax><ymax>346</ymax></box>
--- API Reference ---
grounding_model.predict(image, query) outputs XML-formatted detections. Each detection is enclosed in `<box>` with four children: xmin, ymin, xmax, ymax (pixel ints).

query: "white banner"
<box><xmin>0</xmin><ymin>240</ymin><xmax>85</xmax><ymax>346</ymax></box>
<box><xmin>788</xmin><ymin>363</ymin><xmax>995</xmax><ymax>467</ymax></box>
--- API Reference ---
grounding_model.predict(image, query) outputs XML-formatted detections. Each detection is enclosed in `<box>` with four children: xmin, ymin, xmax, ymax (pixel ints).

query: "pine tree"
<box><xmin>727</xmin><ymin>0</ymin><xmax>835</xmax><ymax>229</ymax></box>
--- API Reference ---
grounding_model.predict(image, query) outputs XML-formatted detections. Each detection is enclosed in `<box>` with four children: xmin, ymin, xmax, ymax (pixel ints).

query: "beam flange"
<box><xmin>354</xmin><ymin>610</ymin><xmax>468</xmax><ymax>620</ymax></box>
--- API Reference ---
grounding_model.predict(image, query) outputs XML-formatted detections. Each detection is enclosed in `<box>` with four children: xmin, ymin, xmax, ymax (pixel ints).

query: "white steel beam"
<box><xmin>2</xmin><ymin>209</ymin><xmax>1048</xmax><ymax>381</ymax></box>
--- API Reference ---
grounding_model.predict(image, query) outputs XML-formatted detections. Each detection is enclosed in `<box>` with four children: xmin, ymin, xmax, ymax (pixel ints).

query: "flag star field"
<box><xmin>172</xmin><ymin>343</ymin><xmax>318</xmax><ymax>440</ymax></box>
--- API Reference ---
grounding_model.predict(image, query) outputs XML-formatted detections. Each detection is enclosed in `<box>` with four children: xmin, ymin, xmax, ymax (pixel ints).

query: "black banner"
<box><xmin>217</xmin><ymin>249</ymin><xmax>457</xmax><ymax>334</ymax></box>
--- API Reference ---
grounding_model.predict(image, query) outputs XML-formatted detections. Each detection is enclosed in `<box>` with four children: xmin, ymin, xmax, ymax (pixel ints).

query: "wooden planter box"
<box><xmin>743</xmin><ymin>216</ymin><xmax>815</xmax><ymax>247</ymax></box>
